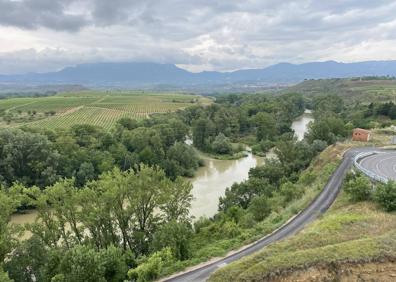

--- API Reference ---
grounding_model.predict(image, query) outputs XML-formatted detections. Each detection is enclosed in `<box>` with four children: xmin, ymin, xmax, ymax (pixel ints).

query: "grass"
<box><xmin>208</xmin><ymin>191</ymin><xmax>396</xmax><ymax>281</ymax></box>
<box><xmin>0</xmin><ymin>92</ymin><xmax>212</xmax><ymax>130</ymax></box>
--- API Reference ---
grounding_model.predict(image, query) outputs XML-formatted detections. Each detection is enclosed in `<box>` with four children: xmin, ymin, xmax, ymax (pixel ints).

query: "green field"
<box><xmin>0</xmin><ymin>91</ymin><xmax>211</xmax><ymax>130</ymax></box>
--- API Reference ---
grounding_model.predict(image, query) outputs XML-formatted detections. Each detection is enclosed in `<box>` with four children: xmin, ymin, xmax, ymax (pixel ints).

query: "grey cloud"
<box><xmin>1</xmin><ymin>0</ymin><xmax>396</xmax><ymax>73</ymax></box>
<box><xmin>0</xmin><ymin>0</ymin><xmax>88</xmax><ymax>31</ymax></box>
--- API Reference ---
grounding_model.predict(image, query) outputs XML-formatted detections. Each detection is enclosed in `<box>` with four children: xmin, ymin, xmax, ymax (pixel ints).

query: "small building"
<box><xmin>352</xmin><ymin>128</ymin><xmax>371</xmax><ymax>142</ymax></box>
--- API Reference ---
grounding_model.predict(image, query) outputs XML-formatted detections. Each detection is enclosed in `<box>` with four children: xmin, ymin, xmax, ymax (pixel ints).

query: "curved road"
<box><xmin>163</xmin><ymin>147</ymin><xmax>395</xmax><ymax>282</ymax></box>
<box><xmin>359</xmin><ymin>151</ymin><xmax>396</xmax><ymax>181</ymax></box>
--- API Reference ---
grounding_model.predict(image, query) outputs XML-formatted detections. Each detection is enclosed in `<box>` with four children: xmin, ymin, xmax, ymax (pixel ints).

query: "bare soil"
<box><xmin>274</xmin><ymin>259</ymin><xmax>396</xmax><ymax>282</ymax></box>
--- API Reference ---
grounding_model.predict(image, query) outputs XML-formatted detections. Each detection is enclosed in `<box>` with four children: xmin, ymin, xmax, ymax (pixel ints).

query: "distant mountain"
<box><xmin>1</xmin><ymin>60</ymin><xmax>396</xmax><ymax>88</ymax></box>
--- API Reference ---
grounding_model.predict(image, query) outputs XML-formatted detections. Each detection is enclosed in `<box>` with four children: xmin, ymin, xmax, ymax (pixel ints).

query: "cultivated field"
<box><xmin>0</xmin><ymin>91</ymin><xmax>212</xmax><ymax>130</ymax></box>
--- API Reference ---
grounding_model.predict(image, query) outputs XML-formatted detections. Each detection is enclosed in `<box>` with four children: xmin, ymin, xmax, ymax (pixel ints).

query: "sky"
<box><xmin>1</xmin><ymin>0</ymin><xmax>396</xmax><ymax>74</ymax></box>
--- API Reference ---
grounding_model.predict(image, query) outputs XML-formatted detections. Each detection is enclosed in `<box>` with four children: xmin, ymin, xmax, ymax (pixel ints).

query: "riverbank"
<box><xmin>160</xmin><ymin>144</ymin><xmax>348</xmax><ymax>280</ymax></box>
<box><xmin>10</xmin><ymin>110</ymin><xmax>315</xmax><ymax>231</ymax></box>
<box><xmin>194</xmin><ymin>146</ymin><xmax>249</xmax><ymax>161</ymax></box>
<box><xmin>189</xmin><ymin>150</ymin><xmax>264</xmax><ymax>219</ymax></box>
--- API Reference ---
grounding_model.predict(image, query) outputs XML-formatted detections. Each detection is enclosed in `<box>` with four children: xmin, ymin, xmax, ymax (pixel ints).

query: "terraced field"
<box><xmin>0</xmin><ymin>91</ymin><xmax>211</xmax><ymax>130</ymax></box>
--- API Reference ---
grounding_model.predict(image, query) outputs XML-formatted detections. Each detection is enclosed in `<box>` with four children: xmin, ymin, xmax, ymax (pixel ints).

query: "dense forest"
<box><xmin>0</xmin><ymin>91</ymin><xmax>381</xmax><ymax>281</ymax></box>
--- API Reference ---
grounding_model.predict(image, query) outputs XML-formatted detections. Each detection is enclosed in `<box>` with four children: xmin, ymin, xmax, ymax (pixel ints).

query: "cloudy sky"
<box><xmin>1</xmin><ymin>0</ymin><xmax>396</xmax><ymax>74</ymax></box>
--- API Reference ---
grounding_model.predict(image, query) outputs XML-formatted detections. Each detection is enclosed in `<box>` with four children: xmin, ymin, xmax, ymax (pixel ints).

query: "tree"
<box><xmin>374</xmin><ymin>181</ymin><xmax>396</xmax><ymax>211</ymax></box>
<box><xmin>211</xmin><ymin>133</ymin><xmax>232</xmax><ymax>154</ymax></box>
<box><xmin>5</xmin><ymin>236</ymin><xmax>50</xmax><ymax>282</ymax></box>
<box><xmin>192</xmin><ymin>118</ymin><xmax>215</xmax><ymax>150</ymax></box>
<box><xmin>249</xmin><ymin>159</ymin><xmax>286</xmax><ymax>186</ymax></box>
<box><xmin>344</xmin><ymin>175</ymin><xmax>372</xmax><ymax>202</ymax></box>
<box><xmin>254</xmin><ymin>112</ymin><xmax>277</xmax><ymax>141</ymax></box>
<box><xmin>165</xmin><ymin>142</ymin><xmax>200</xmax><ymax>178</ymax></box>
<box><xmin>0</xmin><ymin>129</ymin><xmax>60</xmax><ymax>187</ymax></box>
<box><xmin>160</xmin><ymin>177</ymin><xmax>193</xmax><ymax>222</ymax></box>
<box><xmin>219</xmin><ymin>178</ymin><xmax>274</xmax><ymax>211</ymax></box>
<box><xmin>0</xmin><ymin>189</ymin><xmax>19</xmax><ymax>265</ymax></box>
<box><xmin>79</xmin><ymin>166</ymin><xmax>193</xmax><ymax>255</ymax></box>
<box><xmin>117</xmin><ymin>117</ymin><xmax>139</xmax><ymax>130</ymax></box>
<box><xmin>305</xmin><ymin>116</ymin><xmax>347</xmax><ymax>145</ymax></box>
<box><xmin>75</xmin><ymin>162</ymin><xmax>95</xmax><ymax>187</ymax></box>
<box><xmin>58</xmin><ymin>246</ymin><xmax>106</xmax><ymax>282</ymax></box>
<box><xmin>248</xmin><ymin>195</ymin><xmax>271</xmax><ymax>222</ymax></box>
<box><xmin>151</xmin><ymin>221</ymin><xmax>192</xmax><ymax>260</ymax></box>
<box><xmin>279</xmin><ymin>181</ymin><xmax>304</xmax><ymax>203</ymax></box>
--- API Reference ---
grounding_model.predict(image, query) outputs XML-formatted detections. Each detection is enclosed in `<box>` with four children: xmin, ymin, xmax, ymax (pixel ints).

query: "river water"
<box><xmin>11</xmin><ymin>111</ymin><xmax>314</xmax><ymax>225</ymax></box>
<box><xmin>190</xmin><ymin>153</ymin><xmax>264</xmax><ymax>219</ymax></box>
<box><xmin>291</xmin><ymin>109</ymin><xmax>314</xmax><ymax>141</ymax></box>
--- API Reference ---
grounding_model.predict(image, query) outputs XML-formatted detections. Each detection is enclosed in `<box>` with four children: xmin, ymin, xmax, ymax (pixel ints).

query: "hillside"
<box><xmin>209</xmin><ymin>193</ymin><xmax>396</xmax><ymax>282</ymax></box>
<box><xmin>284</xmin><ymin>78</ymin><xmax>396</xmax><ymax>104</ymax></box>
<box><xmin>2</xmin><ymin>60</ymin><xmax>396</xmax><ymax>88</ymax></box>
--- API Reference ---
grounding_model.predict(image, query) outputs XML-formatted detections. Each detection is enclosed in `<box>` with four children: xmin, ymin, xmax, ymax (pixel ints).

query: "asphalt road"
<box><xmin>163</xmin><ymin>147</ymin><xmax>393</xmax><ymax>282</ymax></box>
<box><xmin>359</xmin><ymin>151</ymin><xmax>396</xmax><ymax>181</ymax></box>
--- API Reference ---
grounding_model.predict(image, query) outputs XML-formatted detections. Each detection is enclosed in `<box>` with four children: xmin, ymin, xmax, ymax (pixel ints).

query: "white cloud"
<box><xmin>1</xmin><ymin>0</ymin><xmax>396</xmax><ymax>74</ymax></box>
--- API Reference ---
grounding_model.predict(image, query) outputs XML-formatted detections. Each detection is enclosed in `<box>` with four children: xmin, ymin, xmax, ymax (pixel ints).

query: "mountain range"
<box><xmin>1</xmin><ymin>60</ymin><xmax>396</xmax><ymax>88</ymax></box>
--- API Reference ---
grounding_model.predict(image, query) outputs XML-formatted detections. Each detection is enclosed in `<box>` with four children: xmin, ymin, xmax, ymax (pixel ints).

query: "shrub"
<box><xmin>344</xmin><ymin>174</ymin><xmax>372</xmax><ymax>202</ymax></box>
<box><xmin>128</xmin><ymin>248</ymin><xmax>174</xmax><ymax>282</ymax></box>
<box><xmin>374</xmin><ymin>181</ymin><xmax>396</xmax><ymax>211</ymax></box>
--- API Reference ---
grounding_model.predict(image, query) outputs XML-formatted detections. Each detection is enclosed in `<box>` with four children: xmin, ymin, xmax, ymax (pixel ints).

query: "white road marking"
<box><xmin>361</xmin><ymin>153</ymin><xmax>396</xmax><ymax>181</ymax></box>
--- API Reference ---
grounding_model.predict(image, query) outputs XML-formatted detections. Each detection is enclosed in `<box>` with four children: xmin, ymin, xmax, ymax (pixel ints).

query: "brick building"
<box><xmin>352</xmin><ymin>128</ymin><xmax>371</xmax><ymax>142</ymax></box>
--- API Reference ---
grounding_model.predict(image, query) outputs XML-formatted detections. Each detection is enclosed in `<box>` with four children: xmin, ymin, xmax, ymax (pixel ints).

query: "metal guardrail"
<box><xmin>353</xmin><ymin>152</ymin><xmax>389</xmax><ymax>183</ymax></box>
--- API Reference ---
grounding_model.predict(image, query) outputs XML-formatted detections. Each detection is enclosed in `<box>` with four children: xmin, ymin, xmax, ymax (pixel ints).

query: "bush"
<box><xmin>374</xmin><ymin>181</ymin><xmax>396</xmax><ymax>211</ymax></box>
<box><xmin>344</xmin><ymin>174</ymin><xmax>372</xmax><ymax>202</ymax></box>
<box><xmin>128</xmin><ymin>248</ymin><xmax>174</xmax><ymax>282</ymax></box>
<box><xmin>279</xmin><ymin>181</ymin><xmax>304</xmax><ymax>203</ymax></box>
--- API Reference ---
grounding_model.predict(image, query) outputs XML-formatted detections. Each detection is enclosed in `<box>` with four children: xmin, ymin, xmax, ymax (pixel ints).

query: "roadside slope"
<box><xmin>208</xmin><ymin>192</ymin><xmax>396</xmax><ymax>281</ymax></box>
<box><xmin>163</xmin><ymin>144</ymin><xmax>359</xmax><ymax>281</ymax></box>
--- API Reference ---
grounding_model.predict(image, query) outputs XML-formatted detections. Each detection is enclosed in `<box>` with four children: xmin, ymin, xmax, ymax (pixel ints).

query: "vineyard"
<box><xmin>0</xmin><ymin>91</ymin><xmax>211</xmax><ymax>130</ymax></box>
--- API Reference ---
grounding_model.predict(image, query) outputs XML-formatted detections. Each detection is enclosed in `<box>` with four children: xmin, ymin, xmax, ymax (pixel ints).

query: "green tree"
<box><xmin>5</xmin><ymin>236</ymin><xmax>50</xmax><ymax>282</ymax></box>
<box><xmin>75</xmin><ymin>162</ymin><xmax>95</xmax><ymax>187</ymax></box>
<box><xmin>211</xmin><ymin>133</ymin><xmax>232</xmax><ymax>154</ymax></box>
<box><xmin>58</xmin><ymin>245</ymin><xmax>106</xmax><ymax>282</ymax></box>
<box><xmin>192</xmin><ymin>118</ymin><xmax>215</xmax><ymax>150</ymax></box>
<box><xmin>165</xmin><ymin>142</ymin><xmax>200</xmax><ymax>178</ymax></box>
<box><xmin>151</xmin><ymin>221</ymin><xmax>192</xmax><ymax>260</ymax></box>
<box><xmin>0</xmin><ymin>189</ymin><xmax>19</xmax><ymax>264</ymax></box>
<box><xmin>254</xmin><ymin>112</ymin><xmax>277</xmax><ymax>141</ymax></box>
<box><xmin>306</xmin><ymin>116</ymin><xmax>347</xmax><ymax>145</ymax></box>
<box><xmin>279</xmin><ymin>181</ymin><xmax>304</xmax><ymax>203</ymax></box>
<box><xmin>0</xmin><ymin>129</ymin><xmax>60</xmax><ymax>187</ymax></box>
<box><xmin>219</xmin><ymin>178</ymin><xmax>274</xmax><ymax>211</ymax></box>
<box><xmin>248</xmin><ymin>195</ymin><xmax>271</xmax><ymax>222</ymax></box>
